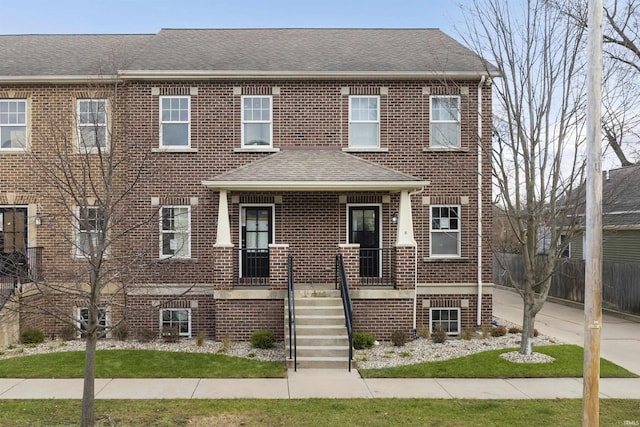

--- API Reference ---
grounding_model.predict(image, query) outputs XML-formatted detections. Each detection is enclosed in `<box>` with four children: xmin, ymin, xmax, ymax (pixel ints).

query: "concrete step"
<box><xmin>292</xmin><ymin>306</ymin><xmax>344</xmax><ymax>316</ymax></box>
<box><xmin>293</xmin><ymin>324</ymin><xmax>347</xmax><ymax>336</ymax></box>
<box><xmin>285</xmin><ymin>335</ymin><xmax>350</xmax><ymax>347</ymax></box>
<box><xmin>295</xmin><ymin>314</ymin><xmax>345</xmax><ymax>326</ymax></box>
<box><xmin>291</xmin><ymin>290</ymin><xmax>341</xmax><ymax>299</ymax></box>
<box><xmin>287</xmin><ymin>296</ymin><xmax>342</xmax><ymax>306</ymax></box>
<box><xmin>288</xmin><ymin>345</ymin><xmax>350</xmax><ymax>358</ymax></box>
<box><xmin>287</xmin><ymin>356</ymin><xmax>352</xmax><ymax>369</ymax></box>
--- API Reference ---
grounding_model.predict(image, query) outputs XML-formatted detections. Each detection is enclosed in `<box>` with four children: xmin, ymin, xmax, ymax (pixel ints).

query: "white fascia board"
<box><xmin>119</xmin><ymin>70</ymin><xmax>500</xmax><ymax>80</ymax></box>
<box><xmin>0</xmin><ymin>75</ymin><xmax>120</xmax><ymax>83</ymax></box>
<box><xmin>202</xmin><ymin>180</ymin><xmax>430</xmax><ymax>192</ymax></box>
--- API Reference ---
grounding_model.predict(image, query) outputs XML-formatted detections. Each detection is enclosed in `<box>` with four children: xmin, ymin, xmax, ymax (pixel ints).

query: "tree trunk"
<box><xmin>520</xmin><ymin>294</ymin><xmax>536</xmax><ymax>355</ymax></box>
<box><xmin>81</xmin><ymin>314</ymin><xmax>97</xmax><ymax>426</ymax></box>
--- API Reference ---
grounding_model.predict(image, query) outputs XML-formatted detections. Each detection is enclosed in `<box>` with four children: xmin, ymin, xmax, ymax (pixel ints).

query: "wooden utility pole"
<box><xmin>583</xmin><ymin>0</ymin><xmax>603</xmax><ymax>426</ymax></box>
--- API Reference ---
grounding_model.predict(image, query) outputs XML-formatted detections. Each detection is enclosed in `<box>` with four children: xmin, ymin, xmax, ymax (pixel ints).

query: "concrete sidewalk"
<box><xmin>0</xmin><ymin>373</ymin><xmax>639</xmax><ymax>400</ymax></box>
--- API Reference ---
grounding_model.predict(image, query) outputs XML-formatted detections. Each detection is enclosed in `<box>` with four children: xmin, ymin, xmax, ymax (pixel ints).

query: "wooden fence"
<box><xmin>493</xmin><ymin>253</ymin><xmax>640</xmax><ymax>316</ymax></box>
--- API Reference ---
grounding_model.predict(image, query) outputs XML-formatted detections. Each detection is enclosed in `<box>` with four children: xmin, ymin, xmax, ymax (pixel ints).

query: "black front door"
<box><xmin>241</xmin><ymin>206</ymin><xmax>272</xmax><ymax>278</ymax></box>
<box><xmin>349</xmin><ymin>206</ymin><xmax>380</xmax><ymax>277</ymax></box>
<box><xmin>0</xmin><ymin>207</ymin><xmax>28</xmax><ymax>276</ymax></box>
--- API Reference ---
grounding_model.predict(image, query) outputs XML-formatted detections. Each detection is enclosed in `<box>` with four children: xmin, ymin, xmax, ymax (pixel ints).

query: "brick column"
<box><xmin>394</xmin><ymin>245</ymin><xmax>416</xmax><ymax>290</ymax></box>
<box><xmin>338</xmin><ymin>243</ymin><xmax>360</xmax><ymax>290</ymax></box>
<box><xmin>213</xmin><ymin>246</ymin><xmax>234</xmax><ymax>290</ymax></box>
<box><xmin>268</xmin><ymin>244</ymin><xmax>290</xmax><ymax>290</ymax></box>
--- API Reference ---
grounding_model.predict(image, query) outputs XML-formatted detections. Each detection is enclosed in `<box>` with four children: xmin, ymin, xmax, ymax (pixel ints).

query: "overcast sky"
<box><xmin>0</xmin><ymin>0</ymin><xmax>470</xmax><ymax>36</ymax></box>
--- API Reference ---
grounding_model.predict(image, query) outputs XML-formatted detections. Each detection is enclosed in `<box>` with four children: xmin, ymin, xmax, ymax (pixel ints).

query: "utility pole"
<box><xmin>583</xmin><ymin>0</ymin><xmax>603</xmax><ymax>426</ymax></box>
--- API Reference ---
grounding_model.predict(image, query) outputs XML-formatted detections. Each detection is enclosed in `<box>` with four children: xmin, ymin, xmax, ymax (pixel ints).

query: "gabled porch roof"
<box><xmin>202</xmin><ymin>149</ymin><xmax>429</xmax><ymax>191</ymax></box>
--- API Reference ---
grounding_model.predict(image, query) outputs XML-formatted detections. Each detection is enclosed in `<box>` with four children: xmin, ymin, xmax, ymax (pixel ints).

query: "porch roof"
<box><xmin>202</xmin><ymin>149</ymin><xmax>429</xmax><ymax>191</ymax></box>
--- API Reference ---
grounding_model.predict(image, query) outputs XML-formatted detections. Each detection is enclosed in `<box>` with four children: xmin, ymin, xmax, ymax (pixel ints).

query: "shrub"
<box><xmin>508</xmin><ymin>326</ymin><xmax>522</xmax><ymax>334</ymax></box>
<box><xmin>460</xmin><ymin>328</ymin><xmax>475</xmax><ymax>340</ymax></box>
<box><xmin>20</xmin><ymin>328</ymin><xmax>45</xmax><ymax>344</ymax></box>
<box><xmin>112</xmin><ymin>323</ymin><xmax>129</xmax><ymax>341</ymax></box>
<box><xmin>161</xmin><ymin>327</ymin><xmax>180</xmax><ymax>343</ymax></box>
<box><xmin>491</xmin><ymin>325</ymin><xmax>507</xmax><ymax>337</ymax></box>
<box><xmin>430</xmin><ymin>326</ymin><xmax>448</xmax><ymax>344</ymax></box>
<box><xmin>196</xmin><ymin>331</ymin><xmax>206</xmax><ymax>347</ymax></box>
<box><xmin>353</xmin><ymin>332</ymin><xmax>376</xmax><ymax>350</ymax></box>
<box><xmin>534</xmin><ymin>328</ymin><xmax>540</xmax><ymax>337</ymax></box>
<box><xmin>251</xmin><ymin>330</ymin><xmax>274</xmax><ymax>349</ymax></box>
<box><xmin>390</xmin><ymin>330</ymin><xmax>407</xmax><ymax>347</ymax></box>
<box><xmin>135</xmin><ymin>328</ymin><xmax>157</xmax><ymax>343</ymax></box>
<box><xmin>416</xmin><ymin>326</ymin><xmax>430</xmax><ymax>339</ymax></box>
<box><xmin>58</xmin><ymin>325</ymin><xmax>77</xmax><ymax>341</ymax></box>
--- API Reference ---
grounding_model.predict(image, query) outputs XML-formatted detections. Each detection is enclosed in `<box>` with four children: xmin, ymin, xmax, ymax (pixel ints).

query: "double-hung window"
<box><xmin>77</xmin><ymin>307</ymin><xmax>108</xmax><ymax>338</ymax></box>
<box><xmin>430</xmin><ymin>205</ymin><xmax>461</xmax><ymax>257</ymax></box>
<box><xmin>76</xmin><ymin>206</ymin><xmax>105</xmax><ymax>258</ymax></box>
<box><xmin>0</xmin><ymin>99</ymin><xmax>27</xmax><ymax>150</ymax></box>
<box><xmin>430</xmin><ymin>96</ymin><xmax>460</xmax><ymax>148</ymax></box>
<box><xmin>77</xmin><ymin>99</ymin><xmax>107</xmax><ymax>150</ymax></box>
<box><xmin>160</xmin><ymin>308</ymin><xmax>191</xmax><ymax>337</ymax></box>
<box><xmin>242</xmin><ymin>96</ymin><xmax>272</xmax><ymax>147</ymax></box>
<box><xmin>349</xmin><ymin>96</ymin><xmax>379</xmax><ymax>148</ymax></box>
<box><xmin>160</xmin><ymin>96</ymin><xmax>190</xmax><ymax>147</ymax></box>
<box><xmin>160</xmin><ymin>206</ymin><xmax>191</xmax><ymax>258</ymax></box>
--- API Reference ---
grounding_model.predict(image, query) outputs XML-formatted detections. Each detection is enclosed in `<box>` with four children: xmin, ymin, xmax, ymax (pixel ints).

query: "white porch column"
<box><xmin>396</xmin><ymin>190</ymin><xmax>416</xmax><ymax>246</ymax></box>
<box><xmin>215</xmin><ymin>190</ymin><xmax>233</xmax><ymax>247</ymax></box>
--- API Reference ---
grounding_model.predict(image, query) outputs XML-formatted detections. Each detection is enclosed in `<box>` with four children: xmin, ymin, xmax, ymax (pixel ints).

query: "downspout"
<box><xmin>477</xmin><ymin>76</ymin><xmax>486</xmax><ymax>326</ymax></box>
<box><xmin>408</xmin><ymin>187</ymin><xmax>426</xmax><ymax>334</ymax></box>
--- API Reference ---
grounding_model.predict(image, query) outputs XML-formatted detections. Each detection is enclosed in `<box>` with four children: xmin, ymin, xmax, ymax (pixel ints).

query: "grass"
<box><xmin>0</xmin><ymin>399</ymin><xmax>637</xmax><ymax>426</ymax></box>
<box><xmin>0</xmin><ymin>350</ymin><xmax>286</xmax><ymax>378</ymax></box>
<box><xmin>359</xmin><ymin>345</ymin><xmax>638</xmax><ymax>378</ymax></box>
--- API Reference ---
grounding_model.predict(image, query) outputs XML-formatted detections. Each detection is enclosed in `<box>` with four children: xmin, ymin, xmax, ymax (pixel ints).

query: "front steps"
<box><xmin>285</xmin><ymin>290</ymin><xmax>352</xmax><ymax>369</ymax></box>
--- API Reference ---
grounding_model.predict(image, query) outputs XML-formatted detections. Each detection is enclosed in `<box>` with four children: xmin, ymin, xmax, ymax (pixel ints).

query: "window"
<box><xmin>77</xmin><ymin>99</ymin><xmax>107</xmax><ymax>150</ymax></box>
<box><xmin>160</xmin><ymin>96</ymin><xmax>190</xmax><ymax>147</ymax></box>
<box><xmin>430</xmin><ymin>206</ymin><xmax>461</xmax><ymax>257</ymax></box>
<box><xmin>0</xmin><ymin>99</ymin><xmax>27</xmax><ymax>150</ymax></box>
<box><xmin>160</xmin><ymin>206</ymin><xmax>191</xmax><ymax>258</ymax></box>
<box><xmin>429</xmin><ymin>308</ymin><xmax>460</xmax><ymax>335</ymax></box>
<box><xmin>349</xmin><ymin>96</ymin><xmax>379</xmax><ymax>147</ymax></box>
<box><xmin>242</xmin><ymin>96</ymin><xmax>272</xmax><ymax>147</ymax></box>
<box><xmin>560</xmin><ymin>234</ymin><xmax>571</xmax><ymax>258</ymax></box>
<box><xmin>430</xmin><ymin>96</ymin><xmax>460</xmax><ymax>148</ymax></box>
<box><xmin>76</xmin><ymin>206</ymin><xmax>105</xmax><ymax>258</ymax></box>
<box><xmin>160</xmin><ymin>308</ymin><xmax>191</xmax><ymax>337</ymax></box>
<box><xmin>77</xmin><ymin>307</ymin><xmax>108</xmax><ymax>339</ymax></box>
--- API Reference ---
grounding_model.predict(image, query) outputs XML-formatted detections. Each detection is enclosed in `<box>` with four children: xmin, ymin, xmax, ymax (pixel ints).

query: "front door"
<box><xmin>348</xmin><ymin>206</ymin><xmax>380</xmax><ymax>277</ymax></box>
<box><xmin>0</xmin><ymin>207</ymin><xmax>28</xmax><ymax>276</ymax></box>
<box><xmin>241</xmin><ymin>206</ymin><xmax>272</xmax><ymax>278</ymax></box>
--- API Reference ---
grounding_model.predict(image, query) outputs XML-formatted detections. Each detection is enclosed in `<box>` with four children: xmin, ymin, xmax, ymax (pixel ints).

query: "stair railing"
<box><xmin>287</xmin><ymin>255</ymin><xmax>297</xmax><ymax>371</ymax></box>
<box><xmin>335</xmin><ymin>254</ymin><xmax>353</xmax><ymax>371</ymax></box>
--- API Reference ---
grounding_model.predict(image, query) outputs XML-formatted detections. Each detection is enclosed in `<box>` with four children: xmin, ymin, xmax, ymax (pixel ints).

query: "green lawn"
<box><xmin>359</xmin><ymin>345</ymin><xmax>638</xmax><ymax>378</ymax></box>
<box><xmin>0</xmin><ymin>350</ymin><xmax>286</xmax><ymax>378</ymax></box>
<box><xmin>0</xmin><ymin>399</ymin><xmax>637</xmax><ymax>426</ymax></box>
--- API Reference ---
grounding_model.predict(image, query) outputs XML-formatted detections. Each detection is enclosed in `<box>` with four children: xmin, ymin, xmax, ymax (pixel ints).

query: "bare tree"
<box><xmin>462</xmin><ymin>0</ymin><xmax>587</xmax><ymax>354</ymax></box>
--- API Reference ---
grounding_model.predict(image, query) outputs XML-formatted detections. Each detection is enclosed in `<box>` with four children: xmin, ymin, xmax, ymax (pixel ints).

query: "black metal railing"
<box><xmin>0</xmin><ymin>247</ymin><xmax>43</xmax><ymax>283</ymax></box>
<box><xmin>287</xmin><ymin>255</ymin><xmax>297</xmax><ymax>371</ymax></box>
<box><xmin>359</xmin><ymin>247</ymin><xmax>396</xmax><ymax>287</ymax></box>
<box><xmin>235</xmin><ymin>248</ymin><xmax>270</xmax><ymax>286</ymax></box>
<box><xmin>0</xmin><ymin>276</ymin><xmax>17</xmax><ymax>310</ymax></box>
<box><xmin>336</xmin><ymin>254</ymin><xmax>353</xmax><ymax>372</ymax></box>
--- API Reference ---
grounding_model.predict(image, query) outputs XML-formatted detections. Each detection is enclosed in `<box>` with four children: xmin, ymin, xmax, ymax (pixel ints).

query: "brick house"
<box><xmin>0</xmin><ymin>29</ymin><xmax>497</xmax><ymax>364</ymax></box>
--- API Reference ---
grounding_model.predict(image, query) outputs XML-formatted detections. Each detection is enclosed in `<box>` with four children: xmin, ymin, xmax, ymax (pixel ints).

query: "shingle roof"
<box><xmin>0</xmin><ymin>34</ymin><xmax>153</xmax><ymax>77</ymax></box>
<box><xmin>202</xmin><ymin>149</ymin><xmax>428</xmax><ymax>191</ymax></box>
<box><xmin>0</xmin><ymin>29</ymin><xmax>497</xmax><ymax>78</ymax></box>
<box><xmin>128</xmin><ymin>28</ymin><xmax>495</xmax><ymax>75</ymax></box>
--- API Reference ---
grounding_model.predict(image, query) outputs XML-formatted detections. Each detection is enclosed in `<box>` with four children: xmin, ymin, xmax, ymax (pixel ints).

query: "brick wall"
<box><xmin>215</xmin><ymin>299</ymin><xmax>284</xmax><ymax>340</ymax></box>
<box><xmin>352</xmin><ymin>298</ymin><xmax>414</xmax><ymax>340</ymax></box>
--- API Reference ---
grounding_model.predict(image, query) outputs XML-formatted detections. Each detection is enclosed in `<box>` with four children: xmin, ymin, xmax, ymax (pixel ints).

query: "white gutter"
<box><xmin>0</xmin><ymin>75</ymin><xmax>120</xmax><ymax>83</ymax></box>
<box><xmin>477</xmin><ymin>75</ymin><xmax>486</xmax><ymax>326</ymax></box>
<box><xmin>201</xmin><ymin>180</ymin><xmax>430</xmax><ymax>192</ymax></box>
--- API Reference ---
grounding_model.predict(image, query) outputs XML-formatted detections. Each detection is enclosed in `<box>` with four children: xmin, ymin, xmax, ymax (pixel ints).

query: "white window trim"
<box><xmin>241</xmin><ymin>95</ymin><xmax>273</xmax><ymax>148</ymax></box>
<box><xmin>76</xmin><ymin>99</ymin><xmax>109</xmax><ymax>152</ymax></box>
<box><xmin>74</xmin><ymin>206</ymin><xmax>104</xmax><ymax>259</ymax></box>
<box><xmin>0</xmin><ymin>99</ymin><xmax>28</xmax><ymax>151</ymax></box>
<box><xmin>348</xmin><ymin>95</ymin><xmax>380</xmax><ymax>148</ymax></box>
<box><xmin>429</xmin><ymin>95</ymin><xmax>461</xmax><ymax>148</ymax></box>
<box><xmin>159</xmin><ymin>96</ymin><xmax>191</xmax><ymax>148</ymax></box>
<box><xmin>77</xmin><ymin>306</ymin><xmax>109</xmax><ymax>339</ymax></box>
<box><xmin>429</xmin><ymin>307</ymin><xmax>461</xmax><ymax>336</ymax></box>
<box><xmin>160</xmin><ymin>308</ymin><xmax>192</xmax><ymax>337</ymax></box>
<box><xmin>159</xmin><ymin>205</ymin><xmax>192</xmax><ymax>259</ymax></box>
<box><xmin>429</xmin><ymin>205</ymin><xmax>462</xmax><ymax>258</ymax></box>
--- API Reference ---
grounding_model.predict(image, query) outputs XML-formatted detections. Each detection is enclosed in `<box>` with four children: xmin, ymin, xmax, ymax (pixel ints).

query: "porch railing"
<box><xmin>0</xmin><ymin>247</ymin><xmax>43</xmax><ymax>310</ymax></box>
<box><xmin>359</xmin><ymin>247</ymin><xmax>396</xmax><ymax>287</ymax></box>
<box><xmin>287</xmin><ymin>255</ymin><xmax>297</xmax><ymax>371</ymax></box>
<box><xmin>335</xmin><ymin>254</ymin><xmax>353</xmax><ymax>372</ymax></box>
<box><xmin>234</xmin><ymin>248</ymin><xmax>270</xmax><ymax>286</ymax></box>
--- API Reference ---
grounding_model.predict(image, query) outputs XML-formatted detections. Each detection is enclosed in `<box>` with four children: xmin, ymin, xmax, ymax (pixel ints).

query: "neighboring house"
<box><xmin>0</xmin><ymin>29</ymin><xmax>497</xmax><ymax>353</ymax></box>
<box><xmin>571</xmin><ymin>165</ymin><xmax>640</xmax><ymax>263</ymax></box>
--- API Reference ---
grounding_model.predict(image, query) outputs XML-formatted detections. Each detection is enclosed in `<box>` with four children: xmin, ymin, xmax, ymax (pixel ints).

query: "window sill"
<box><xmin>156</xmin><ymin>257</ymin><xmax>198</xmax><ymax>264</ymax></box>
<box><xmin>423</xmin><ymin>147</ymin><xmax>468</xmax><ymax>153</ymax></box>
<box><xmin>0</xmin><ymin>149</ymin><xmax>29</xmax><ymax>154</ymax></box>
<box><xmin>342</xmin><ymin>147</ymin><xmax>389</xmax><ymax>153</ymax></box>
<box><xmin>151</xmin><ymin>147</ymin><xmax>198</xmax><ymax>153</ymax></box>
<box><xmin>234</xmin><ymin>147</ymin><xmax>280</xmax><ymax>153</ymax></box>
<box><xmin>423</xmin><ymin>257</ymin><xmax>468</xmax><ymax>263</ymax></box>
